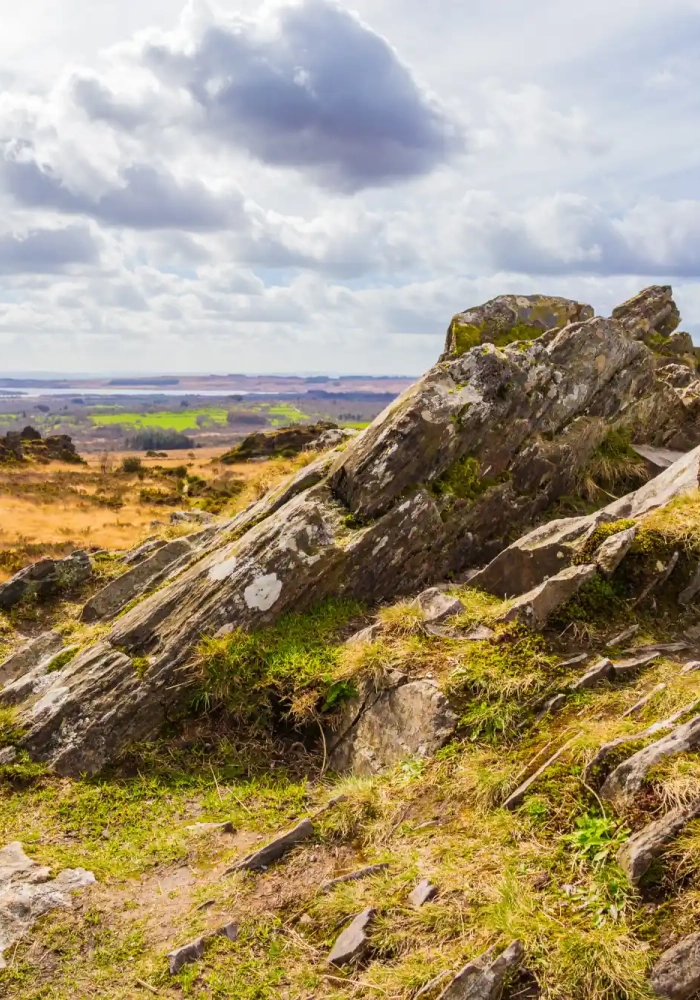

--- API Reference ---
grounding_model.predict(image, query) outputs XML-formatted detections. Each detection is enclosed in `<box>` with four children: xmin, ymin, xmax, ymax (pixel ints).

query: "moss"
<box><xmin>576</xmin><ymin>428</ymin><xmax>649</xmax><ymax>503</ymax></box>
<box><xmin>451</xmin><ymin>322</ymin><xmax>482</xmax><ymax>354</ymax></box>
<box><xmin>576</xmin><ymin>519</ymin><xmax>637</xmax><ymax>563</ymax></box>
<box><xmin>46</xmin><ymin>647</ymin><xmax>79</xmax><ymax>674</ymax></box>
<box><xmin>0</xmin><ymin>707</ymin><xmax>25</xmax><ymax>747</ymax></box>
<box><xmin>432</xmin><ymin>456</ymin><xmax>497</xmax><ymax>503</ymax></box>
<box><xmin>450</xmin><ymin>321</ymin><xmax>543</xmax><ymax>356</ymax></box>
<box><xmin>551</xmin><ymin>576</ymin><xmax>625</xmax><ymax>626</ymax></box>
<box><xmin>132</xmin><ymin>656</ymin><xmax>150</xmax><ymax>679</ymax></box>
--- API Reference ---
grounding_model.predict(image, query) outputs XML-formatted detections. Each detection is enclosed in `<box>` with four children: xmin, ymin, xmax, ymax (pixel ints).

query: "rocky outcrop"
<box><xmin>650</xmin><ymin>934</ymin><xmax>700</xmax><ymax>999</ymax></box>
<box><xmin>220</xmin><ymin>422</ymin><xmax>338</xmax><ymax>463</ymax></box>
<box><xmin>612</xmin><ymin>285</ymin><xmax>682</xmax><ymax>343</ymax></box>
<box><xmin>443</xmin><ymin>294</ymin><xmax>593</xmax><ymax>356</ymax></box>
<box><xmin>7</xmin><ymin>286</ymin><xmax>700</xmax><ymax>775</ymax></box>
<box><xmin>0</xmin><ymin>841</ymin><xmax>95</xmax><ymax>969</ymax></box>
<box><xmin>0</xmin><ymin>428</ymin><xmax>82</xmax><ymax>465</ymax></box>
<box><xmin>0</xmin><ymin>551</ymin><xmax>91</xmax><ymax>612</ymax></box>
<box><xmin>0</xmin><ymin>631</ymin><xmax>63</xmax><ymax>687</ymax></box>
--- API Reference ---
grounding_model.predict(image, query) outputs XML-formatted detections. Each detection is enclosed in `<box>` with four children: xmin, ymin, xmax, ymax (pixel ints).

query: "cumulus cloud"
<box><xmin>0</xmin><ymin>224</ymin><xmax>98</xmax><ymax>274</ymax></box>
<box><xmin>78</xmin><ymin>0</ymin><xmax>463</xmax><ymax>192</ymax></box>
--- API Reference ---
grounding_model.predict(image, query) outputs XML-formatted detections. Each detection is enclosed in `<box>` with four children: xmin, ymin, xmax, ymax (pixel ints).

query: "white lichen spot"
<box><xmin>209</xmin><ymin>554</ymin><xmax>238</xmax><ymax>582</ymax></box>
<box><xmin>244</xmin><ymin>573</ymin><xmax>283</xmax><ymax>611</ymax></box>
<box><xmin>372</xmin><ymin>536</ymin><xmax>389</xmax><ymax>555</ymax></box>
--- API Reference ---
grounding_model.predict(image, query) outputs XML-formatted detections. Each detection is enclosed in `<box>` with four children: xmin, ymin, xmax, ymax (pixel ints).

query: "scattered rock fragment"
<box><xmin>570</xmin><ymin>658</ymin><xmax>614</xmax><ymax>691</ymax></box>
<box><xmin>595</xmin><ymin>525</ymin><xmax>637</xmax><ymax>575</ymax></box>
<box><xmin>558</xmin><ymin>652</ymin><xmax>589</xmax><ymax>667</ymax></box>
<box><xmin>437</xmin><ymin>940</ymin><xmax>524</xmax><ymax>1000</ymax></box>
<box><xmin>613</xmin><ymin>652</ymin><xmax>661</xmax><ymax>676</ymax></box>
<box><xmin>633</xmin><ymin>551</ymin><xmax>680</xmax><ymax>607</ymax></box>
<box><xmin>607</xmin><ymin>625</ymin><xmax>640</xmax><ymax>648</ymax></box>
<box><xmin>0</xmin><ymin>748</ymin><xmax>17</xmax><ymax>765</ymax></box>
<box><xmin>413</xmin><ymin>588</ymin><xmax>465</xmax><ymax>623</ymax></box>
<box><xmin>500</xmin><ymin>564</ymin><xmax>597</xmax><ymax>628</ymax></box>
<box><xmin>321</xmin><ymin>864</ymin><xmax>390</xmax><ymax>893</ymax></box>
<box><xmin>601</xmin><ymin>715</ymin><xmax>700</xmax><ymax>807</ymax></box>
<box><xmin>408</xmin><ymin>879</ymin><xmax>438</xmax><ymax>908</ymax></box>
<box><xmin>537</xmin><ymin>694</ymin><xmax>567</xmax><ymax>719</ymax></box>
<box><xmin>618</xmin><ymin>797</ymin><xmax>700</xmax><ymax>884</ymax></box>
<box><xmin>167</xmin><ymin>921</ymin><xmax>238</xmax><ymax>975</ymax></box>
<box><xmin>185</xmin><ymin>821</ymin><xmax>236</xmax><ymax>835</ymax></box>
<box><xmin>345</xmin><ymin>623</ymin><xmax>383</xmax><ymax>645</ymax></box>
<box><xmin>649</xmin><ymin>933</ymin><xmax>700</xmax><ymax>1000</ymax></box>
<box><xmin>226</xmin><ymin>819</ymin><xmax>314</xmax><ymax>872</ymax></box>
<box><xmin>327</xmin><ymin>908</ymin><xmax>374</xmax><ymax>966</ymax></box>
<box><xmin>681</xmin><ymin>661</ymin><xmax>700</xmax><ymax>674</ymax></box>
<box><xmin>170</xmin><ymin>509</ymin><xmax>215</xmax><ymax>525</ymax></box>
<box><xmin>620</xmin><ymin>642</ymin><xmax>691</xmax><ymax>655</ymax></box>
<box><xmin>503</xmin><ymin>735</ymin><xmax>580</xmax><ymax>810</ymax></box>
<box><xmin>0</xmin><ymin>841</ymin><xmax>95</xmax><ymax>969</ymax></box>
<box><xmin>622</xmin><ymin>685</ymin><xmax>667</xmax><ymax>719</ymax></box>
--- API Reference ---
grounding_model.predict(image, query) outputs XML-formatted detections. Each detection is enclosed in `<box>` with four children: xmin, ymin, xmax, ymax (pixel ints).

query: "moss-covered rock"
<box><xmin>443</xmin><ymin>294</ymin><xmax>594</xmax><ymax>357</ymax></box>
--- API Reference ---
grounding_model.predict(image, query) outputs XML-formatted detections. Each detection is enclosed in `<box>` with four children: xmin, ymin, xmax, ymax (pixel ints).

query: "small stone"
<box><xmin>327</xmin><ymin>908</ymin><xmax>374</xmax><ymax>966</ymax></box>
<box><xmin>570</xmin><ymin>658</ymin><xmax>614</xmax><ymax>691</ymax></box>
<box><xmin>413</xmin><ymin>588</ymin><xmax>465</xmax><ymax>623</ymax></box>
<box><xmin>601</xmin><ymin>714</ymin><xmax>700</xmax><ymax>807</ymax></box>
<box><xmin>537</xmin><ymin>693</ymin><xmax>567</xmax><ymax>719</ymax></box>
<box><xmin>681</xmin><ymin>661</ymin><xmax>700</xmax><ymax>675</ymax></box>
<box><xmin>167</xmin><ymin>921</ymin><xmax>238</xmax><ymax>975</ymax></box>
<box><xmin>408</xmin><ymin>879</ymin><xmax>438</xmax><ymax>908</ymax></box>
<box><xmin>0</xmin><ymin>747</ymin><xmax>17</xmax><ymax>765</ymax></box>
<box><xmin>186</xmin><ymin>821</ymin><xmax>236</xmax><ymax>835</ymax></box>
<box><xmin>595</xmin><ymin>525</ymin><xmax>637</xmax><ymax>576</ymax></box>
<box><xmin>613</xmin><ymin>652</ymin><xmax>661</xmax><ymax>676</ymax></box>
<box><xmin>558</xmin><ymin>652</ymin><xmax>589</xmax><ymax>668</ymax></box>
<box><xmin>501</xmin><ymin>564</ymin><xmax>598</xmax><ymax>628</ymax></box>
<box><xmin>437</xmin><ymin>940</ymin><xmax>524</xmax><ymax>1000</ymax></box>
<box><xmin>679</xmin><ymin>563</ymin><xmax>700</xmax><ymax>606</ymax></box>
<box><xmin>226</xmin><ymin>819</ymin><xmax>314</xmax><ymax>873</ymax></box>
<box><xmin>321</xmin><ymin>864</ymin><xmax>390</xmax><ymax>893</ymax></box>
<box><xmin>618</xmin><ymin>797</ymin><xmax>700</xmax><ymax>884</ymax></box>
<box><xmin>298</xmin><ymin>913</ymin><xmax>313</xmax><ymax>926</ymax></box>
<box><xmin>345</xmin><ymin>623</ymin><xmax>383</xmax><ymax>645</ymax></box>
<box><xmin>649</xmin><ymin>933</ymin><xmax>700</xmax><ymax>999</ymax></box>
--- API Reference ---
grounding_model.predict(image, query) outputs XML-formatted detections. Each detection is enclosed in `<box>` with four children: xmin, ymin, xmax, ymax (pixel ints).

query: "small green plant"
<box><xmin>132</xmin><ymin>657</ymin><xmax>150</xmax><ymax>679</ymax></box>
<box><xmin>120</xmin><ymin>456</ymin><xmax>143</xmax><ymax>474</ymax></box>
<box><xmin>432</xmin><ymin>455</ymin><xmax>497</xmax><ymax>503</ymax></box>
<box><xmin>564</xmin><ymin>812</ymin><xmax>629</xmax><ymax>867</ymax></box>
<box><xmin>46</xmin><ymin>647</ymin><xmax>79</xmax><ymax>673</ymax></box>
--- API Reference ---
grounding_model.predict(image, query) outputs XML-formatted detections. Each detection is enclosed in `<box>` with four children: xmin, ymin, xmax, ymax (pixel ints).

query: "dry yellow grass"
<box><xmin>0</xmin><ymin>448</ymin><xmax>306</xmax><ymax>581</ymax></box>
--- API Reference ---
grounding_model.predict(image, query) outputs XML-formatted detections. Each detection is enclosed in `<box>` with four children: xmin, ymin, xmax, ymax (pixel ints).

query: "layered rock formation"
<box><xmin>2</xmin><ymin>285</ymin><xmax>700</xmax><ymax>775</ymax></box>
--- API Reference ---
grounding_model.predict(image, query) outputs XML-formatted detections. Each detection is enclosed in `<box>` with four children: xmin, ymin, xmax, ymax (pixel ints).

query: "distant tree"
<box><xmin>121</xmin><ymin>456</ymin><xmax>144</xmax><ymax>474</ymax></box>
<box><xmin>126</xmin><ymin>429</ymin><xmax>194</xmax><ymax>451</ymax></box>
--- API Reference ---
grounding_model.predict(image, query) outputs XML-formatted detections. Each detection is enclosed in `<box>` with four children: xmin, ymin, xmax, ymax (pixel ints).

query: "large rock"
<box><xmin>601</xmin><ymin>715</ymin><xmax>700</xmax><ymax>808</ymax></box>
<box><xmin>618</xmin><ymin>798</ymin><xmax>700</xmax><ymax>884</ymax></box>
<box><xmin>329</xmin><ymin>676</ymin><xmax>457</xmax><ymax>775</ymax></box>
<box><xmin>0</xmin><ymin>841</ymin><xmax>95</xmax><ymax>968</ymax></box>
<box><xmin>0</xmin><ymin>551</ymin><xmax>91</xmax><ymax>611</ymax></box>
<box><xmin>8</xmin><ymin>290</ymin><xmax>700</xmax><ymax>774</ymax></box>
<box><xmin>612</xmin><ymin>285</ymin><xmax>681</xmax><ymax>342</ymax></box>
<box><xmin>221</xmin><ymin>422</ymin><xmax>338</xmax><ymax>463</ymax></box>
<box><xmin>650</xmin><ymin>934</ymin><xmax>700</xmax><ymax>1000</ymax></box>
<box><xmin>443</xmin><ymin>295</ymin><xmax>593</xmax><ymax>356</ymax></box>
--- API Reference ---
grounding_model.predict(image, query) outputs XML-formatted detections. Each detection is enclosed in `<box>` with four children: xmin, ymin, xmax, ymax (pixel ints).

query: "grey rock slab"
<box><xmin>329</xmin><ymin>679</ymin><xmax>457</xmax><ymax>776</ymax></box>
<box><xmin>0</xmin><ymin>841</ymin><xmax>95</xmax><ymax>969</ymax></box>
<box><xmin>227</xmin><ymin>819</ymin><xmax>314</xmax><ymax>872</ymax></box>
<box><xmin>620</xmin><ymin>642</ymin><xmax>691</xmax><ymax>655</ymax></box>
<box><xmin>650</xmin><ymin>933</ymin><xmax>700</xmax><ymax>1000</ymax></box>
<box><xmin>681</xmin><ymin>661</ymin><xmax>700</xmax><ymax>674</ymax></box>
<box><xmin>632</xmin><ymin>444</ymin><xmax>687</xmax><ymax>473</ymax></box>
<box><xmin>170</xmin><ymin>510</ymin><xmax>215</xmax><ymax>525</ymax></box>
<box><xmin>612</xmin><ymin>285</ymin><xmax>681</xmax><ymax>340</ymax></box>
<box><xmin>413</xmin><ymin>588</ymin><xmax>465</xmax><ymax>623</ymax></box>
<box><xmin>438</xmin><ymin>940</ymin><xmax>524</xmax><ymax>1000</ymax></box>
<box><xmin>613</xmin><ymin>652</ymin><xmax>661</xmax><ymax>676</ymax></box>
<box><xmin>167</xmin><ymin>921</ymin><xmax>238</xmax><ymax>975</ymax></box>
<box><xmin>595</xmin><ymin>525</ymin><xmax>638</xmax><ymax>575</ymax></box>
<box><xmin>408</xmin><ymin>879</ymin><xmax>439</xmax><ymax>908</ymax></box>
<box><xmin>0</xmin><ymin>631</ymin><xmax>62</xmax><ymax>687</ymax></box>
<box><xmin>122</xmin><ymin>538</ymin><xmax>168</xmax><ymax>566</ymax></box>
<box><xmin>607</xmin><ymin>625</ymin><xmax>641</xmax><ymax>648</ymax></box>
<box><xmin>570</xmin><ymin>658</ymin><xmax>614</xmax><ymax>691</ymax></box>
<box><xmin>501</xmin><ymin>564</ymin><xmax>598</xmax><ymax>628</ymax></box>
<box><xmin>185</xmin><ymin>821</ymin><xmax>236</xmax><ymax>835</ymax></box>
<box><xmin>321</xmin><ymin>864</ymin><xmax>390</xmax><ymax>893</ymax></box>
<box><xmin>81</xmin><ymin>537</ymin><xmax>195</xmax><ymax>623</ymax></box>
<box><xmin>601</xmin><ymin>714</ymin><xmax>700</xmax><ymax>807</ymax></box>
<box><xmin>327</xmin><ymin>907</ymin><xmax>374</xmax><ymax>966</ymax></box>
<box><xmin>622</xmin><ymin>684</ymin><xmax>667</xmax><ymax>719</ymax></box>
<box><xmin>345</xmin><ymin>623</ymin><xmax>383</xmax><ymax>645</ymax></box>
<box><xmin>0</xmin><ymin>748</ymin><xmax>16</xmax><ymax>765</ymax></box>
<box><xmin>558</xmin><ymin>652</ymin><xmax>589</xmax><ymax>668</ymax></box>
<box><xmin>537</xmin><ymin>693</ymin><xmax>567</xmax><ymax>719</ymax></box>
<box><xmin>618</xmin><ymin>797</ymin><xmax>700</xmax><ymax>884</ymax></box>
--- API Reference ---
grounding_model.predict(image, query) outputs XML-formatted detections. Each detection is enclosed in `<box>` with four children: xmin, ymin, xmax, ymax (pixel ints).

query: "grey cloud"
<box><xmin>1</xmin><ymin>149</ymin><xmax>241</xmax><ymax>231</ymax></box>
<box><xmin>70</xmin><ymin>74</ymin><xmax>147</xmax><ymax>131</ymax></box>
<box><xmin>0</xmin><ymin>224</ymin><xmax>98</xmax><ymax>274</ymax></box>
<box><xmin>136</xmin><ymin>0</ymin><xmax>461</xmax><ymax>192</ymax></box>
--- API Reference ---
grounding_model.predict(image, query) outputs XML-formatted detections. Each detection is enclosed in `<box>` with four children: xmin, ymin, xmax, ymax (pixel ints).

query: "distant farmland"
<box><xmin>90</xmin><ymin>402</ymin><xmax>310</xmax><ymax>431</ymax></box>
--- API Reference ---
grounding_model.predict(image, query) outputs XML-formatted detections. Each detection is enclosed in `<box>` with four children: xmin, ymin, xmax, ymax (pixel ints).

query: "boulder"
<box><xmin>0</xmin><ymin>551</ymin><xmax>91</xmax><ymax>612</ymax></box>
<box><xmin>650</xmin><ymin>934</ymin><xmax>700</xmax><ymax>1000</ymax></box>
<box><xmin>329</xmin><ymin>678</ymin><xmax>457</xmax><ymax>776</ymax></box>
<box><xmin>0</xmin><ymin>841</ymin><xmax>95</xmax><ymax>969</ymax></box>
<box><xmin>500</xmin><ymin>564</ymin><xmax>597</xmax><ymax>627</ymax></box>
<box><xmin>443</xmin><ymin>295</ymin><xmax>593</xmax><ymax>356</ymax></box>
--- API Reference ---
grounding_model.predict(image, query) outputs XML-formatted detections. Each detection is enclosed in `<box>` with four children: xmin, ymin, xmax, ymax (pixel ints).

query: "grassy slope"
<box><xmin>2</xmin><ymin>495</ymin><xmax>700</xmax><ymax>997</ymax></box>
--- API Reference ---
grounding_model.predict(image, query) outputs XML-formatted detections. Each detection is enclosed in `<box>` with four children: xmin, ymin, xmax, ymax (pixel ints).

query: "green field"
<box><xmin>90</xmin><ymin>407</ymin><xmax>229</xmax><ymax>431</ymax></box>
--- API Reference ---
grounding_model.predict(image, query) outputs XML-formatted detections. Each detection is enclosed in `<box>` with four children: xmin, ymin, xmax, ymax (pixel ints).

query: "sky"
<box><xmin>1</xmin><ymin>0</ymin><xmax>699</xmax><ymax>375</ymax></box>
